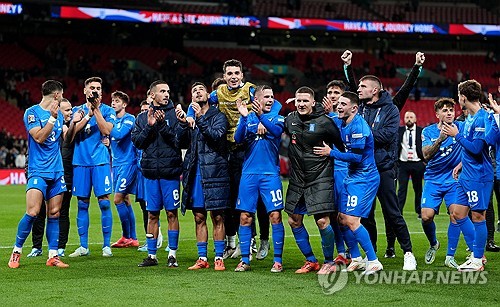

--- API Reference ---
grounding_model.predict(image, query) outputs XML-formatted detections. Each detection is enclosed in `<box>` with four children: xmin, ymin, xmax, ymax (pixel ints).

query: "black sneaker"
<box><xmin>486</xmin><ymin>240</ymin><xmax>500</xmax><ymax>252</ymax></box>
<box><xmin>384</xmin><ymin>247</ymin><xmax>396</xmax><ymax>258</ymax></box>
<box><xmin>167</xmin><ymin>255</ymin><xmax>178</xmax><ymax>268</ymax></box>
<box><xmin>138</xmin><ymin>256</ymin><xmax>158</xmax><ymax>267</ymax></box>
<box><xmin>497</xmin><ymin>221</ymin><xmax>500</xmax><ymax>233</ymax></box>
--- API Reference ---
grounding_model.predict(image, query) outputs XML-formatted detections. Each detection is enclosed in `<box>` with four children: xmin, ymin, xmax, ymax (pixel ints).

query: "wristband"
<box><xmin>84</xmin><ymin>114</ymin><xmax>91</xmax><ymax>121</ymax></box>
<box><xmin>48</xmin><ymin>116</ymin><xmax>57</xmax><ymax>125</ymax></box>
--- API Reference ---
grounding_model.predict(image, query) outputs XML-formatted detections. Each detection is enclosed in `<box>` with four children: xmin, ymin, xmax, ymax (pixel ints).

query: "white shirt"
<box><xmin>399</xmin><ymin>126</ymin><xmax>421</xmax><ymax>162</ymax></box>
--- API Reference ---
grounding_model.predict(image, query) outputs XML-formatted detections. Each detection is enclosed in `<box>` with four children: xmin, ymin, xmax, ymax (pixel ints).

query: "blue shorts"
<box><xmin>338</xmin><ymin>171</ymin><xmax>379</xmax><ymax>218</ymax></box>
<box><xmin>334</xmin><ymin>168</ymin><xmax>347</xmax><ymax>210</ymax></box>
<box><xmin>292</xmin><ymin>201</ymin><xmax>309</xmax><ymax>215</ymax></box>
<box><xmin>190</xmin><ymin>173</ymin><xmax>205</xmax><ymax>209</ymax></box>
<box><xmin>421</xmin><ymin>181</ymin><xmax>459</xmax><ymax>214</ymax></box>
<box><xmin>113</xmin><ymin>164</ymin><xmax>137</xmax><ymax>195</ymax></box>
<box><xmin>236</xmin><ymin>174</ymin><xmax>284</xmax><ymax>214</ymax></box>
<box><xmin>145</xmin><ymin>178</ymin><xmax>180</xmax><ymax>212</ymax></box>
<box><xmin>27</xmin><ymin>172</ymin><xmax>66</xmax><ymax>200</ymax></box>
<box><xmin>73</xmin><ymin>165</ymin><xmax>113</xmax><ymax>198</ymax></box>
<box><xmin>455</xmin><ymin>180</ymin><xmax>494</xmax><ymax>211</ymax></box>
<box><xmin>135</xmin><ymin>169</ymin><xmax>146</xmax><ymax>202</ymax></box>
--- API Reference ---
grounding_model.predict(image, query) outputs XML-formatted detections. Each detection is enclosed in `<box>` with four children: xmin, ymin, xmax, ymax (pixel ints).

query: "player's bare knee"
<box><xmin>269</xmin><ymin>211</ymin><xmax>281</xmax><ymax>224</ymax></box>
<box><xmin>167</xmin><ymin>210</ymin><xmax>178</xmax><ymax>222</ymax></box>
<box><xmin>148</xmin><ymin>211</ymin><xmax>160</xmax><ymax>221</ymax></box>
<box><xmin>114</xmin><ymin>193</ymin><xmax>124</xmax><ymax>204</ymax></box>
<box><xmin>288</xmin><ymin>214</ymin><xmax>302</xmax><ymax>228</ymax></box>
<box><xmin>471</xmin><ymin>210</ymin><xmax>486</xmax><ymax>222</ymax></box>
<box><xmin>240</xmin><ymin>212</ymin><xmax>252</xmax><ymax>226</ymax></box>
<box><xmin>98</xmin><ymin>195</ymin><xmax>109</xmax><ymax>201</ymax></box>
<box><xmin>194</xmin><ymin>212</ymin><xmax>206</xmax><ymax>225</ymax></box>
<box><xmin>314</xmin><ymin>216</ymin><xmax>329</xmax><ymax>230</ymax></box>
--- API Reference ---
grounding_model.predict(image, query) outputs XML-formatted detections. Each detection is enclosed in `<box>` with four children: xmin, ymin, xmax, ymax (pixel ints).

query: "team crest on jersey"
<box><xmin>28</xmin><ymin>115</ymin><xmax>35</xmax><ymax>123</ymax></box>
<box><xmin>309</xmin><ymin>123</ymin><xmax>315</xmax><ymax>132</ymax></box>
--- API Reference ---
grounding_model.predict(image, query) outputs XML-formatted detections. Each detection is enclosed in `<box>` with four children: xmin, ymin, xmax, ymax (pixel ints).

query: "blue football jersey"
<box><xmin>459</xmin><ymin>109</ymin><xmax>494</xmax><ymax>182</ymax></box>
<box><xmin>110</xmin><ymin>112</ymin><xmax>137</xmax><ymax>166</ymax></box>
<box><xmin>328</xmin><ymin>112</ymin><xmax>348</xmax><ymax>172</ymax></box>
<box><xmin>236</xmin><ymin>112</ymin><xmax>284</xmax><ymax>175</ymax></box>
<box><xmin>73</xmin><ymin>103</ymin><xmax>116</xmax><ymax>166</ymax></box>
<box><xmin>24</xmin><ymin>104</ymin><xmax>64</xmax><ymax>174</ymax></box>
<box><xmin>422</xmin><ymin>122</ymin><xmax>463</xmax><ymax>183</ymax></box>
<box><xmin>338</xmin><ymin>114</ymin><xmax>376</xmax><ymax>173</ymax></box>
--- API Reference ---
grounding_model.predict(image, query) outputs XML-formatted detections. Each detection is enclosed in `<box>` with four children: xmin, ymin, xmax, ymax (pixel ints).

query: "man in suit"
<box><xmin>397</xmin><ymin>111</ymin><xmax>425</xmax><ymax>219</ymax></box>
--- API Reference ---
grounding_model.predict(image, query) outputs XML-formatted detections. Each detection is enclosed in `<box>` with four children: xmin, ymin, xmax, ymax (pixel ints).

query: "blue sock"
<box><xmin>99</xmin><ymin>200</ymin><xmax>113</xmax><ymax>248</ymax></box>
<box><xmin>447</xmin><ymin>221</ymin><xmax>460</xmax><ymax>256</ymax></box>
<box><xmin>473</xmin><ymin>220</ymin><xmax>487</xmax><ymax>259</ymax></box>
<box><xmin>272</xmin><ymin>223</ymin><xmax>284</xmax><ymax>264</ymax></box>
<box><xmin>147</xmin><ymin>236</ymin><xmax>157</xmax><ymax>255</ymax></box>
<box><xmin>14</xmin><ymin>214</ymin><xmax>36</xmax><ymax>249</ymax></box>
<box><xmin>239</xmin><ymin>225</ymin><xmax>252</xmax><ymax>265</ymax></box>
<box><xmin>214</xmin><ymin>240</ymin><xmax>225</xmax><ymax>258</ymax></box>
<box><xmin>168</xmin><ymin>230</ymin><xmax>179</xmax><ymax>250</ymax></box>
<box><xmin>77</xmin><ymin>200</ymin><xmax>90</xmax><ymax>249</ymax></box>
<box><xmin>341</xmin><ymin>226</ymin><xmax>361</xmax><ymax>258</ymax></box>
<box><xmin>422</xmin><ymin>220</ymin><xmax>437</xmax><ymax>246</ymax></box>
<box><xmin>319</xmin><ymin>225</ymin><xmax>335</xmax><ymax>263</ymax></box>
<box><xmin>127</xmin><ymin>205</ymin><xmax>137</xmax><ymax>240</ymax></box>
<box><xmin>197</xmin><ymin>241</ymin><xmax>208</xmax><ymax>258</ymax></box>
<box><xmin>353</xmin><ymin>225</ymin><xmax>377</xmax><ymax>261</ymax></box>
<box><xmin>456</xmin><ymin>216</ymin><xmax>475</xmax><ymax>251</ymax></box>
<box><xmin>332</xmin><ymin>221</ymin><xmax>346</xmax><ymax>254</ymax></box>
<box><xmin>291</xmin><ymin>225</ymin><xmax>317</xmax><ymax>263</ymax></box>
<box><xmin>46</xmin><ymin>217</ymin><xmax>59</xmax><ymax>251</ymax></box>
<box><xmin>115</xmin><ymin>203</ymin><xmax>130</xmax><ymax>238</ymax></box>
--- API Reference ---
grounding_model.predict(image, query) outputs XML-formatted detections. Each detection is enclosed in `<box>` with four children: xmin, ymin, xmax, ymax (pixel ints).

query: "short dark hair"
<box><xmin>295</xmin><ymin>86</ymin><xmax>315</xmax><ymax>99</ymax></box>
<box><xmin>111</xmin><ymin>90</ymin><xmax>130</xmax><ymax>104</ymax></box>
<box><xmin>41</xmin><ymin>80</ymin><xmax>63</xmax><ymax>96</ymax></box>
<box><xmin>211</xmin><ymin>77</ymin><xmax>226</xmax><ymax>91</ymax></box>
<box><xmin>434</xmin><ymin>98</ymin><xmax>455</xmax><ymax>112</ymax></box>
<box><xmin>327</xmin><ymin>80</ymin><xmax>346</xmax><ymax>91</ymax></box>
<box><xmin>84</xmin><ymin>77</ymin><xmax>102</xmax><ymax>87</ymax></box>
<box><xmin>191</xmin><ymin>82</ymin><xmax>207</xmax><ymax>91</ymax></box>
<box><xmin>359</xmin><ymin>75</ymin><xmax>383</xmax><ymax>90</ymax></box>
<box><xmin>140</xmin><ymin>100</ymin><xmax>149</xmax><ymax>106</ymax></box>
<box><xmin>149</xmin><ymin>80</ymin><xmax>168</xmax><ymax>93</ymax></box>
<box><xmin>223</xmin><ymin>59</ymin><xmax>243</xmax><ymax>73</ymax></box>
<box><xmin>255</xmin><ymin>84</ymin><xmax>272</xmax><ymax>94</ymax></box>
<box><xmin>458</xmin><ymin>80</ymin><xmax>481</xmax><ymax>102</ymax></box>
<box><xmin>341</xmin><ymin>91</ymin><xmax>359</xmax><ymax>105</ymax></box>
<box><xmin>60</xmin><ymin>98</ymin><xmax>70</xmax><ymax>104</ymax></box>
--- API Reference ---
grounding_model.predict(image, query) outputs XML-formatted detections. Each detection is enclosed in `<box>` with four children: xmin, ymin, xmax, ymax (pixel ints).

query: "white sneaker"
<box><xmin>69</xmin><ymin>246</ymin><xmax>89</xmax><ymax>258</ymax></box>
<box><xmin>458</xmin><ymin>258</ymin><xmax>484</xmax><ymax>272</ymax></box>
<box><xmin>231</xmin><ymin>244</ymin><xmax>242</xmax><ymax>259</ymax></box>
<box><xmin>251</xmin><ymin>238</ymin><xmax>258</xmax><ymax>254</ymax></box>
<box><xmin>466</xmin><ymin>252</ymin><xmax>487</xmax><ymax>265</ymax></box>
<box><xmin>102</xmin><ymin>246</ymin><xmax>113</xmax><ymax>257</ymax></box>
<box><xmin>27</xmin><ymin>248</ymin><xmax>43</xmax><ymax>258</ymax></box>
<box><xmin>157</xmin><ymin>228</ymin><xmax>163</xmax><ymax>249</ymax></box>
<box><xmin>444</xmin><ymin>256</ymin><xmax>459</xmax><ymax>269</ymax></box>
<box><xmin>344</xmin><ymin>256</ymin><xmax>366</xmax><ymax>272</ymax></box>
<box><xmin>403</xmin><ymin>252</ymin><xmax>417</xmax><ymax>271</ymax></box>
<box><xmin>363</xmin><ymin>259</ymin><xmax>383</xmax><ymax>275</ymax></box>
<box><xmin>425</xmin><ymin>241</ymin><xmax>440</xmax><ymax>264</ymax></box>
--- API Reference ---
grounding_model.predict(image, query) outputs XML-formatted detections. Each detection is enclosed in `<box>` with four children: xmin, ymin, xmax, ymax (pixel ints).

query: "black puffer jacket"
<box><xmin>131</xmin><ymin>101</ymin><xmax>182</xmax><ymax>179</ymax></box>
<box><xmin>284</xmin><ymin>104</ymin><xmax>343</xmax><ymax>215</ymax></box>
<box><xmin>359</xmin><ymin>91</ymin><xmax>399</xmax><ymax>172</ymax></box>
<box><xmin>179</xmin><ymin>107</ymin><xmax>230</xmax><ymax>213</ymax></box>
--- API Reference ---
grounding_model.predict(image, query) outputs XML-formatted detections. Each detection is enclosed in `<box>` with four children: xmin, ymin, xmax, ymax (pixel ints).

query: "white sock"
<box><xmin>199</xmin><ymin>257</ymin><xmax>207</xmax><ymax>262</ymax></box>
<box><xmin>168</xmin><ymin>249</ymin><xmax>177</xmax><ymax>258</ymax></box>
<box><xmin>214</xmin><ymin>256</ymin><xmax>222</xmax><ymax>261</ymax></box>
<box><xmin>13</xmin><ymin>246</ymin><xmax>22</xmax><ymax>254</ymax></box>
<box><xmin>48</xmin><ymin>249</ymin><xmax>58</xmax><ymax>258</ymax></box>
<box><xmin>148</xmin><ymin>254</ymin><xmax>157</xmax><ymax>259</ymax></box>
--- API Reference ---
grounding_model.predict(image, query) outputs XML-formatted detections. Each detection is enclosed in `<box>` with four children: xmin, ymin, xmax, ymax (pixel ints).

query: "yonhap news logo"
<box><xmin>318</xmin><ymin>270</ymin><xmax>488</xmax><ymax>294</ymax></box>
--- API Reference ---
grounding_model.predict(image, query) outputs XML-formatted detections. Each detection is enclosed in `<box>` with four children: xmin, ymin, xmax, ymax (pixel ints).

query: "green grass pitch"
<box><xmin>0</xmin><ymin>182</ymin><xmax>499</xmax><ymax>306</ymax></box>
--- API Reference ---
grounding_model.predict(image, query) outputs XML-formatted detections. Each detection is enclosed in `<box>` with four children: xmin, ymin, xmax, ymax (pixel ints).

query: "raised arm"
<box><xmin>393</xmin><ymin>52</ymin><xmax>425</xmax><ymax>110</ymax></box>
